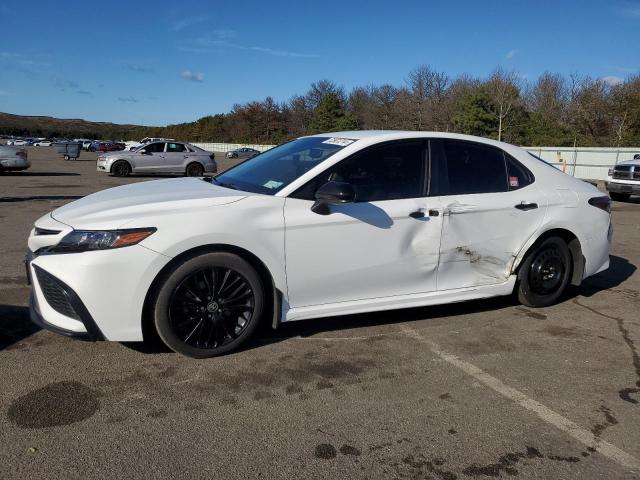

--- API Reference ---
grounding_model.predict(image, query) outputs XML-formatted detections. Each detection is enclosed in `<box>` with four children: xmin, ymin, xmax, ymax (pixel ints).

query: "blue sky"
<box><xmin>1</xmin><ymin>0</ymin><xmax>639</xmax><ymax>126</ymax></box>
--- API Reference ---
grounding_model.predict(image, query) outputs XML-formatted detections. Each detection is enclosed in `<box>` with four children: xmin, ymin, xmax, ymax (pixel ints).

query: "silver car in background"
<box><xmin>97</xmin><ymin>141</ymin><xmax>216</xmax><ymax>177</ymax></box>
<box><xmin>226</xmin><ymin>147</ymin><xmax>260</xmax><ymax>159</ymax></box>
<box><xmin>0</xmin><ymin>145</ymin><xmax>30</xmax><ymax>172</ymax></box>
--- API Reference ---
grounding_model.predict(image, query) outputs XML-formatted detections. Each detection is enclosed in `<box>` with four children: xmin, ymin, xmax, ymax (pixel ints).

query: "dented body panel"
<box><xmin>436</xmin><ymin>187</ymin><xmax>548</xmax><ymax>290</ymax></box>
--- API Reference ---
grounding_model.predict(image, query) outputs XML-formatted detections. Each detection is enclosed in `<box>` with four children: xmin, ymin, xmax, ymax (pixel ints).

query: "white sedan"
<box><xmin>33</xmin><ymin>140</ymin><xmax>53</xmax><ymax>147</ymax></box>
<box><xmin>26</xmin><ymin>131</ymin><xmax>612</xmax><ymax>357</ymax></box>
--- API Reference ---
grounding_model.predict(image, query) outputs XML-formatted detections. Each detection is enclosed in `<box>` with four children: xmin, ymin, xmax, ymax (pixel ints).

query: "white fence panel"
<box><xmin>193</xmin><ymin>142</ymin><xmax>275</xmax><ymax>153</ymax></box>
<box><xmin>524</xmin><ymin>147</ymin><xmax>639</xmax><ymax>180</ymax></box>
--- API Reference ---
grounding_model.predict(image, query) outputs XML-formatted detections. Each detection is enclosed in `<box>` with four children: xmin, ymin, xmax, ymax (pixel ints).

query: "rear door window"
<box><xmin>167</xmin><ymin>143</ymin><xmax>186</xmax><ymax>153</ymax></box>
<box><xmin>439</xmin><ymin>140</ymin><xmax>508</xmax><ymax>195</ymax></box>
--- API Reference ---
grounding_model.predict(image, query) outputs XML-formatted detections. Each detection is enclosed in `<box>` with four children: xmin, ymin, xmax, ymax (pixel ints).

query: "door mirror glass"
<box><xmin>312</xmin><ymin>181</ymin><xmax>355</xmax><ymax>215</ymax></box>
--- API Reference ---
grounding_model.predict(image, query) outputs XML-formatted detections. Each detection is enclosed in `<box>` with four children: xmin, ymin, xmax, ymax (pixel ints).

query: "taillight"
<box><xmin>588</xmin><ymin>196</ymin><xmax>611</xmax><ymax>214</ymax></box>
<box><xmin>16</xmin><ymin>151</ymin><xmax>26</xmax><ymax>158</ymax></box>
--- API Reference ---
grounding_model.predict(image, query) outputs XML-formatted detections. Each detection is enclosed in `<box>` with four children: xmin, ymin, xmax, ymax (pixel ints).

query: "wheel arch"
<box><xmin>141</xmin><ymin>243</ymin><xmax>280</xmax><ymax>342</ymax></box>
<box><xmin>185</xmin><ymin>160</ymin><xmax>205</xmax><ymax>172</ymax></box>
<box><xmin>512</xmin><ymin>228</ymin><xmax>584</xmax><ymax>286</ymax></box>
<box><xmin>110</xmin><ymin>158</ymin><xmax>132</xmax><ymax>173</ymax></box>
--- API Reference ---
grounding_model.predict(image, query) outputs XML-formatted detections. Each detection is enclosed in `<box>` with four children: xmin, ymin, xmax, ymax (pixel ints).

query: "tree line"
<box><xmin>6</xmin><ymin>66</ymin><xmax>640</xmax><ymax>146</ymax></box>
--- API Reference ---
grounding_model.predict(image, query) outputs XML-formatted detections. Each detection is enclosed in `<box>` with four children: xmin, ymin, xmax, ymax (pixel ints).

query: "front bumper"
<box><xmin>25</xmin><ymin>244</ymin><xmax>171</xmax><ymax>342</ymax></box>
<box><xmin>605</xmin><ymin>181</ymin><xmax>640</xmax><ymax>195</ymax></box>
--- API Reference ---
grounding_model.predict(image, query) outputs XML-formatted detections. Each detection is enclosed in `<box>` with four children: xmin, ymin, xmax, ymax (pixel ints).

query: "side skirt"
<box><xmin>282</xmin><ymin>276</ymin><xmax>517</xmax><ymax>323</ymax></box>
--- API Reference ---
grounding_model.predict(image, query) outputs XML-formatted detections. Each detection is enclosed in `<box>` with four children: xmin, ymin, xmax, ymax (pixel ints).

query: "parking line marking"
<box><xmin>401</xmin><ymin>325</ymin><xmax>640</xmax><ymax>471</ymax></box>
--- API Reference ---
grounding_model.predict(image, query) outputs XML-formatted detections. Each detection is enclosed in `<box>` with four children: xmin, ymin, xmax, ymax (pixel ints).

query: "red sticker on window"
<box><xmin>509</xmin><ymin>176</ymin><xmax>519</xmax><ymax>187</ymax></box>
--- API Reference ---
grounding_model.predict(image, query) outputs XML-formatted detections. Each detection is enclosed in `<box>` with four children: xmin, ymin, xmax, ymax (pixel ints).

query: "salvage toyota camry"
<box><xmin>26</xmin><ymin>131</ymin><xmax>612</xmax><ymax>358</ymax></box>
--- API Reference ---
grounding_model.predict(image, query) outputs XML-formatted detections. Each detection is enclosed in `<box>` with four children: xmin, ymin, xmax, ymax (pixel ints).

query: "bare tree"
<box><xmin>485</xmin><ymin>68</ymin><xmax>523</xmax><ymax>141</ymax></box>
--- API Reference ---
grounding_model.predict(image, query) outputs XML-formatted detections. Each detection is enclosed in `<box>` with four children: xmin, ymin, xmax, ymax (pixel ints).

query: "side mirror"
<box><xmin>311</xmin><ymin>181</ymin><xmax>356</xmax><ymax>215</ymax></box>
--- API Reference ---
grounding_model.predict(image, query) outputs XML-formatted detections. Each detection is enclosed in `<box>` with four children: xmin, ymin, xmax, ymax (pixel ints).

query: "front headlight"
<box><xmin>48</xmin><ymin>228</ymin><xmax>156</xmax><ymax>253</ymax></box>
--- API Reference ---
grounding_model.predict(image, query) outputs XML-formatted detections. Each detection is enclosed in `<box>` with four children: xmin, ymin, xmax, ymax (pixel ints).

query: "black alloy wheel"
<box><xmin>112</xmin><ymin>161</ymin><xmax>131</xmax><ymax>177</ymax></box>
<box><xmin>153</xmin><ymin>252</ymin><xmax>264</xmax><ymax>358</ymax></box>
<box><xmin>186</xmin><ymin>162</ymin><xmax>204</xmax><ymax>177</ymax></box>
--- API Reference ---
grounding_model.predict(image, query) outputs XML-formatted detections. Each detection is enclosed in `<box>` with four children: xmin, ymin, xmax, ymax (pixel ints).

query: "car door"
<box><xmin>284</xmin><ymin>139</ymin><xmax>443</xmax><ymax>308</ymax></box>
<box><xmin>134</xmin><ymin>142</ymin><xmax>166</xmax><ymax>172</ymax></box>
<box><xmin>433</xmin><ymin>139</ymin><xmax>547</xmax><ymax>290</ymax></box>
<box><xmin>164</xmin><ymin>142</ymin><xmax>189</xmax><ymax>172</ymax></box>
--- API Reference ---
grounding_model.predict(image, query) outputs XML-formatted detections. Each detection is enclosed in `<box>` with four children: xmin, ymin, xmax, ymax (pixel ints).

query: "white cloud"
<box><xmin>248</xmin><ymin>46</ymin><xmax>319</xmax><ymax>58</ymax></box>
<box><xmin>0</xmin><ymin>89</ymin><xmax>10</xmax><ymax>96</ymax></box>
<box><xmin>118</xmin><ymin>96</ymin><xmax>138</xmax><ymax>103</ymax></box>
<box><xmin>602</xmin><ymin>75</ymin><xmax>624</xmax><ymax>86</ymax></box>
<box><xmin>615</xmin><ymin>4</ymin><xmax>640</xmax><ymax>18</ymax></box>
<box><xmin>171</xmin><ymin>15</ymin><xmax>209</xmax><ymax>32</ymax></box>
<box><xmin>123</xmin><ymin>63</ymin><xmax>154</xmax><ymax>73</ymax></box>
<box><xmin>180</xmin><ymin>70</ymin><xmax>205</xmax><ymax>82</ymax></box>
<box><xmin>189</xmin><ymin>31</ymin><xmax>319</xmax><ymax>58</ymax></box>
<box><xmin>505</xmin><ymin>49</ymin><xmax>518</xmax><ymax>60</ymax></box>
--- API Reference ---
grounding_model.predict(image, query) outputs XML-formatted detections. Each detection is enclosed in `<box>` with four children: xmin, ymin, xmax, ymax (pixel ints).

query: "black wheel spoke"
<box><xmin>168</xmin><ymin>266</ymin><xmax>255</xmax><ymax>350</ymax></box>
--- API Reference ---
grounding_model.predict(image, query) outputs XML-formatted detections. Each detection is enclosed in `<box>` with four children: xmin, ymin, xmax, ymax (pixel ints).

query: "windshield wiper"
<box><xmin>211</xmin><ymin>177</ymin><xmax>241</xmax><ymax>191</ymax></box>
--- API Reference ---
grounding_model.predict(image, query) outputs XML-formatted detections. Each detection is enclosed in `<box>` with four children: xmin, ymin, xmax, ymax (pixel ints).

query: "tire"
<box><xmin>517</xmin><ymin>236</ymin><xmax>572</xmax><ymax>308</ymax></box>
<box><xmin>63</xmin><ymin>154</ymin><xmax>70</xmax><ymax>161</ymax></box>
<box><xmin>111</xmin><ymin>160</ymin><xmax>131</xmax><ymax>177</ymax></box>
<box><xmin>609</xmin><ymin>192</ymin><xmax>630</xmax><ymax>202</ymax></box>
<box><xmin>153</xmin><ymin>252</ymin><xmax>265</xmax><ymax>358</ymax></box>
<box><xmin>185</xmin><ymin>162</ymin><xmax>204</xmax><ymax>177</ymax></box>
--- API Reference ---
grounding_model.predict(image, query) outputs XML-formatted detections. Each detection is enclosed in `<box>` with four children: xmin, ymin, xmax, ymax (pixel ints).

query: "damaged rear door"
<box><xmin>432</xmin><ymin>139</ymin><xmax>547</xmax><ymax>290</ymax></box>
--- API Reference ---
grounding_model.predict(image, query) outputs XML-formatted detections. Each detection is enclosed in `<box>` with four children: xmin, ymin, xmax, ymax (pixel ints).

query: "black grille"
<box><xmin>34</xmin><ymin>227</ymin><xmax>61</xmax><ymax>236</ymax></box>
<box><xmin>612</xmin><ymin>166</ymin><xmax>634</xmax><ymax>179</ymax></box>
<box><xmin>35</xmin><ymin>267</ymin><xmax>80</xmax><ymax>319</ymax></box>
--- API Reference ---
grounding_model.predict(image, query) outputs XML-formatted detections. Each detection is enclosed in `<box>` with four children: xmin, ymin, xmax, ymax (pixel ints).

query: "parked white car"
<box><xmin>33</xmin><ymin>140</ymin><xmax>53</xmax><ymax>147</ymax></box>
<box><xmin>605</xmin><ymin>154</ymin><xmax>640</xmax><ymax>201</ymax></box>
<box><xmin>26</xmin><ymin>131</ymin><xmax>612</xmax><ymax>357</ymax></box>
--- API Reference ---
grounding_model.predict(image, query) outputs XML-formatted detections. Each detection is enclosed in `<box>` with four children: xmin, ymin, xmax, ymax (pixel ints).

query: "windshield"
<box><xmin>213</xmin><ymin>136</ymin><xmax>355</xmax><ymax>195</ymax></box>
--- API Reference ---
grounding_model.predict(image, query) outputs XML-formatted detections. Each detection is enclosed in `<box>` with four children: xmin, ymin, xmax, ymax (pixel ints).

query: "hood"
<box><xmin>615</xmin><ymin>158</ymin><xmax>640</xmax><ymax>167</ymax></box>
<box><xmin>51</xmin><ymin>177</ymin><xmax>250</xmax><ymax>229</ymax></box>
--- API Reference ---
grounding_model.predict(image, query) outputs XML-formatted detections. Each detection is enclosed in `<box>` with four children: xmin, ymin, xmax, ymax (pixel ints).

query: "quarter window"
<box><xmin>292</xmin><ymin>141</ymin><xmax>426</xmax><ymax>202</ymax></box>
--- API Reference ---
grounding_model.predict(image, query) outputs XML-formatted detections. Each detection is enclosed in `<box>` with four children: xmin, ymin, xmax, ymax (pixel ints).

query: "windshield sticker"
<box><xmin>322</xmin><ymin>137</ymin><xmax>356</xmax><ymax>147</ymax></box>
<box><xmin>263</xmin><ymin>180</ymin><xmax>284</xmax><ymax>189</ymax></box>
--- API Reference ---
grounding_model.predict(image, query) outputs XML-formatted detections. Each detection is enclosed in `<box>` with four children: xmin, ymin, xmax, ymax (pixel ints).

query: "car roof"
<box><xmin>304</xmin><ymin>130</ymin><xmax>515</xmax><ymax>149</ymax></box>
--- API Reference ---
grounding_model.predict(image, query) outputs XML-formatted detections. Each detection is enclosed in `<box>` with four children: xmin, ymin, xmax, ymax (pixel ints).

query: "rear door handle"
<box><xmin>515</xmin><ymin>202</ymin><xmax>538</xmax><ymax>211</ymax></box>
<box><xmin>409</xmin><ymin>210</ymin><xmax>425</xmax><ymax>219</ymax></box>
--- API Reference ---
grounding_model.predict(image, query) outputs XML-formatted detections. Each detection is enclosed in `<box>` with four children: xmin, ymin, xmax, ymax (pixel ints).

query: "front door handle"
<box><xmin>409</xmin><ymin>210</ymin><xmax>425</xmax><ymax>219</ymax></box>
<box><xmin>515</xmin><ymin>202</ymin><xmax>538</xmax><ymax>211</ymax></box>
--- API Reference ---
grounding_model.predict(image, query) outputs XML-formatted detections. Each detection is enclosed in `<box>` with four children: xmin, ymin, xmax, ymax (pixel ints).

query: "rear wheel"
<box><xmin>185</xmin><ymin>162</ymin><xmax>204</xmax><ymax>177</ymax></box>
<box><xmin>63</xmin><ymin>154</ymin><xmax>70</xmax><ymax>161</ymax></box>
<box><xmin>517</xmin><ymin>236</ymin><xmax>572</xmax><ymax>308</ymax></box>
<box><xmin>111</xmin><ymin>160</ymin><xmax>131</xmax><ymax>177</ymax></box>
<box><xmin>609</xmin><ymin>192</ymin><xmax>630</xmax><ymax>202</ymax></box>
<box><xmin>153</xmin><ymin>252</ymin><xmax>264</xmax><ymax>358</ymax></box>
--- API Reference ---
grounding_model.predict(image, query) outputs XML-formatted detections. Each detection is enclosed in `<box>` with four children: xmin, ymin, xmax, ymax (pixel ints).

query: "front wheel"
<box><xmin>153</xmin><ymin>252</ymin><xmax>264</xmax><ymax>358</ymax></box>
<box><xmin>111</xmin><ymin>160</ymin><xmax>131</xmax><ymax>177</ymax></box>
<box><xmin>517</xmin><ymin>236</ymin><xmax>572</xmax><ymax>308</ymax></box>
<box><xmin>609</xmin><ymin>192</ymin><xmax>630</xmax><ymax>202</ymax></box>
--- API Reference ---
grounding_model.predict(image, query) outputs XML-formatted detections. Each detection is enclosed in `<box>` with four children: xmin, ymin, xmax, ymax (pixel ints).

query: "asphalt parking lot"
<box><xmin>1</xmin><ymin>147</ymin><xmax>640</xmax><ymax>479</ymax></box>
